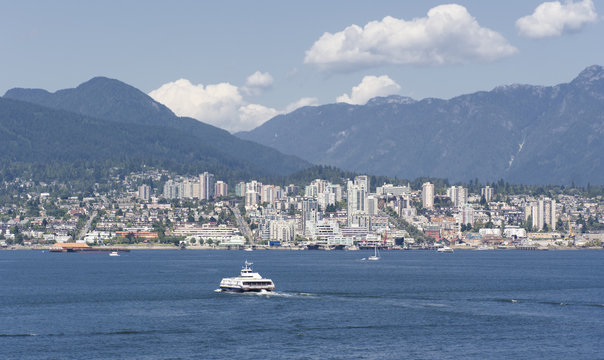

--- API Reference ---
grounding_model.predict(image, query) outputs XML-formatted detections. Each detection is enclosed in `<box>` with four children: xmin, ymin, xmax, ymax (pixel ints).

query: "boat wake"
<box><xmin>215</xmin><ymin>289</ymin><xmax>319</xmax><ymax>299</ymax></box>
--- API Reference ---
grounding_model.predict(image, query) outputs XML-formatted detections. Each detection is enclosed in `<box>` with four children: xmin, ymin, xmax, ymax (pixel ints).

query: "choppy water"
<box><xmin>1</xmin><ymin>249</ymin><xmax>603</xmax><ymax>359</ymax></box>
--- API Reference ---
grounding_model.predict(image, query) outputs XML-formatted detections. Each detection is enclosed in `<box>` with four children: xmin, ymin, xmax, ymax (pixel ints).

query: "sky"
<box><xmin>1</xmin><ymin>0</ymin><xmax>602</xmax><ymax>132</ymax></box>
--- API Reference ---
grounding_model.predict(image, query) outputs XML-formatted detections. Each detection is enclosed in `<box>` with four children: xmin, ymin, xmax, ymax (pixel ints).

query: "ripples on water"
<box><xmin>1</xmin><ymin>250</ymin><xmax>603</xmax><ymax>359</ymax></box>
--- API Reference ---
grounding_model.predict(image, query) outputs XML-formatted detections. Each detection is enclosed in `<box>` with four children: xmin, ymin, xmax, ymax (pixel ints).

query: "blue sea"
<box><xmin>1</xmin><ymin>249</ymin><xmax>603</xmax><ymax>359</ymax></box>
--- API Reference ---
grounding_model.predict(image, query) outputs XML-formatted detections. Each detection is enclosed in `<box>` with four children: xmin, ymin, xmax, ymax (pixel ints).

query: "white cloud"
<box><xmin>238</xmin><ymin>104</ymin><xmax>280</xmax><ymax>130</ymax></box>
<box><xmin>149</xmin><ymin>79</ymin><xmax>247</xmax><ymax>132</ymax></box>
<box><xmin>285</xmin><ymin>97</ymin><xmax>319</xmax><ymax>113</ymax></box>
<box><xmin>336</xmin><ymin>75</ymin><xmax>401</xmax><ymax>105</ymax></box>
<box><xmin>242</xmin><ymin>71</ymin><xmax>274</xmax><ymax>96</ymax></box>
<box><xmin>149</xmin><ymin>78</ymin><xmax>319</xmax><ymax>132</ymax></box>
<box><xmin>516</xmin><ymin>0</ymin><xmax>597</xmax><ymax>38</ymax></box>
<box><xmin>304</xmin><ymin>4</ymin><xmax>517</xmax><ymax>72</ymax></box>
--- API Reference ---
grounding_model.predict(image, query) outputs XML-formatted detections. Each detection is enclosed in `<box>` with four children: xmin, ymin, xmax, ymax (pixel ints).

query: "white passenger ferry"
<box><xmin>219</xmin><ymin>261</ymin><xmax>275</xmax><ymax>292</ymax></box>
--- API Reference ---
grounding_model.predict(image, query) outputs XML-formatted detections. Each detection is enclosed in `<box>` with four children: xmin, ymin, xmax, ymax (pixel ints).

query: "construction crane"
<box><xmin>565</xmin><ymin>218</ymin><xmax>575</xmax><ymax>245</ymax></box>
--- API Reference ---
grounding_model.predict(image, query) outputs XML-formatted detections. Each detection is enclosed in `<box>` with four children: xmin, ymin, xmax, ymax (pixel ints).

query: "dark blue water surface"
<box><xmin>1</xmin><ymin>249</ymin><xmax>603</xmax><ymax>359</ymax></box>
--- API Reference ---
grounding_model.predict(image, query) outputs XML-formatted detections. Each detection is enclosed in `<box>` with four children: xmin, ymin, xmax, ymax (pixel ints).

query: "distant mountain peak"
<box><xmin>573</xmin><ymin>65</ymin><xmax>604</xmax><ymax>84</ymax></box>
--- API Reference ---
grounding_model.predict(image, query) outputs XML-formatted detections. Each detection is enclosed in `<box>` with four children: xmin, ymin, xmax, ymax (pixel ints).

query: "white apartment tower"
<box><xmin>422</xmin><ymin>182</ymin><xmax>434</xmax><ymax>209</ymax></box>
<box><xmin>481</xmin><ymin>186</ymin><xmax>494</xmax><ymax>202</ymax></box>
<box><xmin>163</xmin><ymin>180</ymin><xmax>179</xmax><ymax>199</ymax></box>
<box><xmin>214</xmin><ymin>181</ymin><xmax>228</xmax><ymax>198</ymax></box>
<box><xmin>347</xmin><ymin>175</ymin><xmax>369</xmax><ymax>225</ymax></box>
<box><xmin>447</xmin><ymin>186</ymin><xmax>467</xmax><ymax>207</ymax></box>
<box><xmin>525</xmin><ymin>198</ymin><xmax>556</xmax><ymax>231</ymax></box>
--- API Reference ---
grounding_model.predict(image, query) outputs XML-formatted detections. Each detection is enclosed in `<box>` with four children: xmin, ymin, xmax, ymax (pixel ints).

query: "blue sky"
<box><xmin>1</xmin><ymin>0</ymin><xmax>602</xmax><ymax>132</ymax></box>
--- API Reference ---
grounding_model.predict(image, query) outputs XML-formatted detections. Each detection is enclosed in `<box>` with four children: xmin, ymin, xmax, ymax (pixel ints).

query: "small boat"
<box><xmin>437</xmin><ymin>246</ymin><xmax>454</xmax><ymax>253</ymax></box>
<box><xmin>367</xmin><ymin>245</ymin><xmax>380</xmax><ymax>261</ymax></box>
<box><xmin>244</xmin><ymin>247</ymin><xmax>253</xmax><ymax>252</ymax></box>
<box><xmin>109</xmin><ymin>251</ymin><xmax>120</xmax><ymax>256</ymax></box>
<box><xmin>219</xmin><ymin>261</ymin><xmax>275</xmax><ymax>292</ymax></box>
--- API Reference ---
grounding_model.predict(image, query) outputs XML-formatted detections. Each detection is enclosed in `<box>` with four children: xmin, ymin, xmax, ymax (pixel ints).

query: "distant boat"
<box><xmin>109</xmin><ymin>251</ymin><xmax>120</xmax><ymax>257</ymax></box>
<box><xmin>367</xmin><ymin>245</ymin><xmax>380</xmax><ymax>261</ymax></box>
<box><xmin>476</xmin><ymin>245</ymin><xmax>493</xmax><ymax>250</ymax></box>
<box><xmin>437</xmin><ymin>246</ymin><xmax>454</xmax><ymax>253</ymax></box>
<box><xmin>244</xmin><ymin>247</ymin><xmax>253</xmax><ymax>252</ymax></box>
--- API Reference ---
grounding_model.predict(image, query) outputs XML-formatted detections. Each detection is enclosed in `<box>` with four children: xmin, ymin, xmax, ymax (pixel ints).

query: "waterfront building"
<box><xmin>268</xmin><ymin>219</ymin><xmax>296</xmax><ymax>243</ymax></box>
<box><xmin>172</xmin><ymin>223</ymin><xmax>239</xmax><ymax>242</ymax></box>
<box><xmin>422</xmin><ymin>182</ymin><xmax>434</xmax><ymax>209</ymax></box>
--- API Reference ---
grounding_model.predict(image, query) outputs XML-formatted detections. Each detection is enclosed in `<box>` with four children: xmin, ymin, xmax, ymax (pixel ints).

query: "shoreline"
<box><xmin>1</xmin><ymin>244</ymin><xmax>602</xmax><ymax>251</ymax></box>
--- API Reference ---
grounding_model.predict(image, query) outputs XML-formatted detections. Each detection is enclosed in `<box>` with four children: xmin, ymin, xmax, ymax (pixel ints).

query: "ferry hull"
<box><xmin>220</xmin><ymin>286</ymin><xmax>273</xmax><ymax>293</ymax></box>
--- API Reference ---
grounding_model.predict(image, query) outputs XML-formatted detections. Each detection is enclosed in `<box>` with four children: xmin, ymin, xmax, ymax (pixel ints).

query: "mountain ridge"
<box><xmin>237</xmin><ymin>65</ymin><xmax>604</xmax><ymax>185</ymax></box>
<box><xmin>4</xmin><ymin>77</ymin><xmax>311</xmax><ymax>177</ymax></box>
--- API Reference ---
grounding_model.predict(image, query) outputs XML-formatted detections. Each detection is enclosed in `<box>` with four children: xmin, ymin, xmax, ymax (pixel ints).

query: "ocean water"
<box><xmin>1</xmin><ymin>249</ymin><xmax>603</xmax><ymax>359</ymax></box>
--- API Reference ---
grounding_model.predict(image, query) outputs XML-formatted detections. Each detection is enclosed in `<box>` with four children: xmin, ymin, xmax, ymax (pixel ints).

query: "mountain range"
<box><xmin>2</xmin><ymin>77</ymin><xmax>311</xmax><ymax>182</ymax></box>
<box><xmin>237</xmin><ymin>65</ymin><xmax>604</xmax><ymax>185</ymax></box>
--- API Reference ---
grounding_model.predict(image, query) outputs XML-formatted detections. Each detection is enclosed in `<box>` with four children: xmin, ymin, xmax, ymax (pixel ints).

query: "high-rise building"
<box><xmin>481</xmin><ymin>186</ymin><xmax>494</xmax><ymax>202</ymax></box>
<box><xmin>245</xmin><ymin>190</ymin><xmax>260</xmax><ymax>207</ymax></box>
<box><xmin>180</xmin><ymin>180</ymin><xmax>196</xmax><ymax>199</ymax></box>
<box><xmin>354</xmin><ymin>175</ymin><xmax>370</xmax><ymax>192</ymax></box>
<box><xmin>302</xmin><ymin>198</ymin><xmax>319</xmax><ymax>235</ymax></box>
<box><xmin>327</xmin><ymin>184</ymin><xmax>343</xmax><ymax>202</ymax></box>
<box><xmin>422</xmin><ymin>182</ymin><xmax>434</xmax><ymax>209</ymax></box>
<box><xmin>347</xmin><ymin>176</ymin><xmax>369</xmax><ymax>225</ymax></box>
<box><xmin>163</xmin><ymin>180</ymin><xmax>179</xmax><ymax>199</ymax></box>
<box><xmin>447</xmin><ymin>186</ymin><xmax>467</xmax><ymax>207</ymax></box>
<box><xmin>233</xmin><ymin>182</ymin><xmax>244</xmax><ymax>197</ymax></box>
<box><xmin>262</xmin><ymin>185</ymin><xmax>276</xmax><ymax>204</ymax></box>
<box><xmin>525</xmin><ymin>198</ymin><xmax>556</xmax><ymax>231</ymax></box>
<box><xmin>214</xmin><ymin>181</ymin><xmax>228</xmax><ymax>198</ymax></box>
<box><xmin>138</xmin><ymin>184</ymin><xmax>150</xmax><ymax>202</ymax></box>
<box><xmin>461</xmin><ymin>204</ymin><xmax>474</xmax><ymax>226</ymax></box>
<box><xmin>367</xmin><ymin>194</ymin><xmax>379</xmax><ymax>215</ymax></box>
<box><xmin>199</xmin><ymin>172</ymin><xmax>215</xmax><ymax>200</ymax></box>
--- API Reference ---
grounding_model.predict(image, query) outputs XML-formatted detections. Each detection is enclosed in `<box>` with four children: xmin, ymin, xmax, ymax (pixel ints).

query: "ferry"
<box><xmin>219</xmin><ymin>261</ymin><xmax>275</xmax><ymax>293</ymax></box>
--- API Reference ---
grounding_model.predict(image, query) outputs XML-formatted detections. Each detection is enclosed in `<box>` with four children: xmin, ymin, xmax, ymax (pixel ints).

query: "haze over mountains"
<box><xmin>237</xmin><ymin>65</ymin><xmax>604</xmax><ymax>185</ymax></box>
<box><xmin>2</xmin><ymin>78</ymin><xmax>311</xmax><ymax>180</ymax></box>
